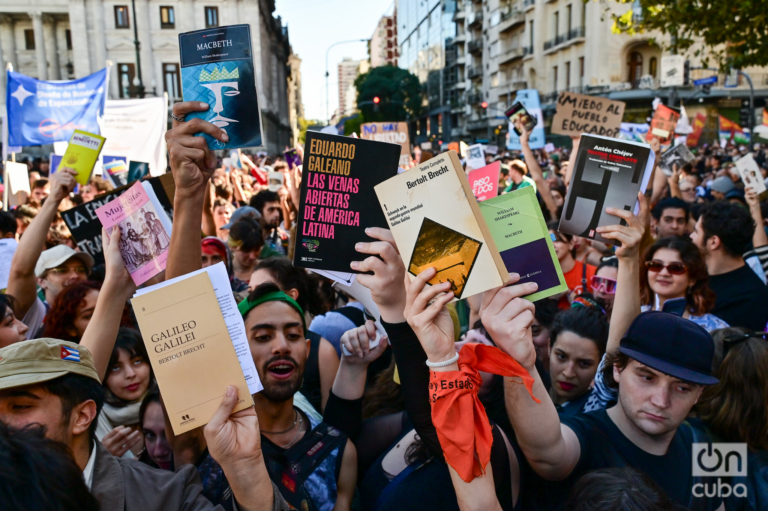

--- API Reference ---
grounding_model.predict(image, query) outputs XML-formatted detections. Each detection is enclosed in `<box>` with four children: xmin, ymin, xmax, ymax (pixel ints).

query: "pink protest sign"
<box><xmin>468</xmin><ymin>161</ymin><xmax>501</xmax><ymax>202</ymax></box>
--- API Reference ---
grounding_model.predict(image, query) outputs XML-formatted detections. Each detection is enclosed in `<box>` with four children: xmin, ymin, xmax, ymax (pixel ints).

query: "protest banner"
<box><xmin>687</xmin><ymin>113</ymin><xmax>707</xmax><ymax>147</ymax></box>
<box><xmin>101</xmin><ymin>96</ymin><xmax>168</xmax><ymax>177</ymax></box>
<box><xmin>468</xmin><ymin>161</ymin><xmax>500</xmax><ymax>202</ymax></box>
<box><xmin>719</xmin><ymin>115</ymin><xmax>750</xmax><ymax>145</ymax></box>
<box><xmin>508</xmin><ymin>89</ymin><xmax>545</xmax><ymax>150</ymax></box>
<box><xmin>360</xmin><ymin>122</ymin><xmax>411</xmax><ymax>166</ymax></box>
<box><xmin>6</xmin><ymin>68</ymin><xmax>108</xmax><ymax>146</ymax></box>
<box><xmin>551</xmin><ymin>91</ymin><xmax>625</xmax><ymax>138</ymax></box>
<box><xmin>647</xmin><ymin>104</ymin><xmax>680</xmax><ymax>144</ymax></box>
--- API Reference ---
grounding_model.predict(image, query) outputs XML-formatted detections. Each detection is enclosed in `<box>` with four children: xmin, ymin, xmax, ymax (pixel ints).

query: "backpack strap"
<box><xmin>301</xmin><ymin>331</ymin><xmax>322</xmax><ymax>412</ymax></box>
<box><xmin>333</xmin><ymin>306</ymin><xmax>367</xmax><ymax>327</ymax></box>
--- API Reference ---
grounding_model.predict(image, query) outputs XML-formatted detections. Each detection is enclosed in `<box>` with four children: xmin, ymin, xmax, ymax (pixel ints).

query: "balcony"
<box><xmin>524</xmin><ymin>0</ymin><xmax>535</xmax><ymax>10</ymax></box>
<box><xmin>497</xmin><ymin>46</ymin><xmax>524</xmax><ymax>65</ymax></box>
<box><xmin>468</xmin><ymin>39</ymin><xmax>483</xmax><ymax>54</ymax></box>
<box><xmin>512</xmin><ymin>79</ymin><xmax>528</xmax><ymax>89</ymax></box>
<box><xmin>448</xmin><ymin>34</ymin><xmax>467</xmax><ymax>46</ymax></box>
<box><xmin>523</xmin><ymin>45</ymin><xmax>533</xmax><ymax>57</ymax></box>
<box><xmin>468</xmin><ymin>91</ymin><xmax>484</xmax><ymax>104</ymax></box>
<box><xmin>498</xmin><ymin>9</ymin><xmax>525</xmax><ymax>33</ymax></box>
<box><xmin>543</xmin><ymin>34</ymin><xmax>567</xmax><ymax>51</ymax></box>
<box><xmin>567</xmin><ymin>26</ymin><xmax>585</xmax><ymax>41</ymax></box>
<box><xmin>543</xmin><ymin>27</ymin><xmax>585</xmax><ymax>53</ymax></box>
<box><xmin>468</xmin><ymin>66</ymin><xmax>483</xmax><ymax>79</ymax></box>
<box><xmin>469</xmin><ymin>11</ymin><xmax>483</xmax><ymax>28</ymax></box>
<box><xmin>468</xmin><ymin>116</ymin><xmax>492</xmax><ymax>131</ymax></box>
<box><xmin>452</xmin><ymin>9</ymin><xmax>466</xmax><ymax>22</ymax></box>
<box><xmin>540</xmin><ymin>92</ymin><xmax>559</xmax><ymax>104</ymax></box>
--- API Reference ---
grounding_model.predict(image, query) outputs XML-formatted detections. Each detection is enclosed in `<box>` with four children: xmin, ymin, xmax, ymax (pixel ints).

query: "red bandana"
<box><xmin>429</xmin><ymin>343</ymin><xmax>540</xmax><ymax>482</ymax></box>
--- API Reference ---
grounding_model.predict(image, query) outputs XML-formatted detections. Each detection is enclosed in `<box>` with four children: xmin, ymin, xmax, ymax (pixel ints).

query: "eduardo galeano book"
<box><xmin>559</xmin><ymin>134</ymin><xmax>655</xmax><ymax>246</ymax></box>
<box><xmin>131</xmin><ymin>271</ymin><xmax>253</xmax><ymax>435</ymax></box>
<box><xmin>293</xmin><ymin>130</ymin><xmax>401</xmax><ymax>273</ymax></box>
<box><xmin>179</xmin><ymin>24</ymin><xmax>263</xmax><ymax>149</ymax></box>
<box><xmin>479</xmin><ymin>187</ymin><xmax>567</xmax><ymax>302</ymax></box>
<box><xmin>374</xmin><ymin>151</ymin><xmax>509</xmax><ymax>300</ymax></box>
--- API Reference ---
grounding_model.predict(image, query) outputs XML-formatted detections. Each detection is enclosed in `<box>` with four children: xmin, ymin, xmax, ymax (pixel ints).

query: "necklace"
<box><xmin>280</xmin><ymin>414</ymin><xmax>304</xmax><ymax>449</ymax></box>
<box><xmin>261</xmin><ymin>408</ymin><xmax>299</xmax><ymax>435</ymax></box>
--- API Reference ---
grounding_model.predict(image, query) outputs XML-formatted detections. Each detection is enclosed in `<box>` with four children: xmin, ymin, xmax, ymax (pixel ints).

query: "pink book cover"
<box><xmin>95</xmin><ymin>181</ymin><xmax>170</xmax><ymax>285</ymax></box>
<box><xmin>468</xmin><ymin>161</ymin><xmax>501</xmax><ymax>202</ymax></box>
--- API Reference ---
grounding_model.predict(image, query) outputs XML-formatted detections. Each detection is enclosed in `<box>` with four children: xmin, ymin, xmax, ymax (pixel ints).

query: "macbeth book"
<box><xmin>293</xmin><ymin>131</ymin><xmax>401</xmax><ymax>273</ymax></box>
<box><xmin>179</xmin><ymin>24</ymin><xmax>263</xmax><ymax>149</ymax></box>
<box><xmin>374</xmin><ymin>150</ymin><xmax>509</xmax><ymax>300</ymax></box>
<box><xmin>559</xmin><ymin>134</ymin><xmax>654</xmax><ymax>246</ymax></box>
<box><xmin>132</xmin><ymin>271</ymin><xmax>252</xmax><ymax>435</ymax></box>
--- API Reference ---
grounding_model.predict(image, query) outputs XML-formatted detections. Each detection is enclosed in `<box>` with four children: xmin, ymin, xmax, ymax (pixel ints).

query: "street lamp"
<box><xmin>325</xmin><ymin>38</ymin><xmax>368</xmax><ymax>124</ymax></box>
<box><xmin>131</xmin><ymin>0</ymin><xmax>145</xmax><ymax>98</ymax></box>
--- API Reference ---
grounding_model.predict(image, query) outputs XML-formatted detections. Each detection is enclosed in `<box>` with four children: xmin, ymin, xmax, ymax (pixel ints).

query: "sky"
<box><xmin>275</xmin><ymin>0</ymin><xmax>395</xmax><ymax>123</ymax></box>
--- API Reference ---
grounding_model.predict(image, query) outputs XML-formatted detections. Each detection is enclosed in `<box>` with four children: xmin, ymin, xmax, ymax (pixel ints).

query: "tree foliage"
<box><xmin>607</xmin><ymin>0</ymin><xmax>768</xmax><ymax>71</ymax></box>
<box><xmin>298</xmin><ymin>117</ymin><xmax>324</xmax><ymax>144</ymax></box>
<box><xmin>355</xmin><ymin>65</ymin><xmax>423</xmax><ymax>123</ymax></box>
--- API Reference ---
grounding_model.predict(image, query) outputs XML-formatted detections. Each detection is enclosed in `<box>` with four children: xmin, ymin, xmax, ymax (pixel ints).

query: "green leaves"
<box><xmin>355</xmin><ymin>65</ymin><xmax>423</xmax><ymax>122</ymax></box>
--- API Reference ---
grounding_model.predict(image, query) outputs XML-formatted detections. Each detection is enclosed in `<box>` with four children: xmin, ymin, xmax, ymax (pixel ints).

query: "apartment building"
<box><xmin>370</xmin><ymin>12</ymin><xmax>398</xmax><ymax>68</ymax></box>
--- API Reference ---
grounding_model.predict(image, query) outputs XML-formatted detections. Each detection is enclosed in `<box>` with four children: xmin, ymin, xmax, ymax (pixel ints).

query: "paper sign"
<box><xmin>544</xmin><ymin>143</ymin><xmax>555</xmax><ymax>152</ymax></box>
<box><xmin>361</xmin><ymin>122</ymin><xmax>411</xmax><ymax>167</ymax></box>
<box><xmin>485</xmin><ymin>145</ymin><xmax>499</xmax><ymax>155</ymax></box>
<box><xmin>468</xmin><ymin>161</ymin><xmax>501</xmax><ymax>202</ymax></box>
<box><xmin>660</xmin><ymin>55</ymin><xmax>685</xmax><ymax>87</ymax></box>
<box><xmin>460</xmin><ymin>141</ymin><xmax>469</xmax><ymax>157</ymax></box>
<box><xmin>466</xmin><ymin>144</ymin><xmax>486</xmax><ymax>170</ymax></box>
<box><xmin>735</xmin><ymin>153</ymin><xmax>767</xmax><ymax>195</ymax></box>
<box><xmin>647</xmin><ymin>105</ymin><xmax>680</xmax><ymax>145</ymax></box>
<box><xmin>6</xmin><ymin>161</ymin><xmax>30</xmax><ymax>194</ymax></box>
<box><xmin>0</xmin><ymin>238</ymin><xmax>18</xmax><ymax>290</ymax></box>
<box><xmin>687</xmin><ymin>113</ymin><xmax>707</xmax><ymax>147</ymax></box>
<box><xmin>551</xmin><ymin>91</ymin><xmax>625</xmax><ymax>138</ymax></box>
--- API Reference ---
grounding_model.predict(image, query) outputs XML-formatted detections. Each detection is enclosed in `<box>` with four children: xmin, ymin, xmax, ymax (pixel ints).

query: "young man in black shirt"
<box><xmin>484</xmin><ymin>297</ymin><xmax>724</xmax><ymax>510</ymax></box>
<box><xmin>690</xmin><ymin>201</ymin><xmax>768</xmax><ymax>331</ymax></box>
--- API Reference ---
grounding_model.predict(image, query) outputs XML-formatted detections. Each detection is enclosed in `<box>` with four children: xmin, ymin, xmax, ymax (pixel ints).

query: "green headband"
<box><xmin>238</xmin><ymin>290</ymin><xmax>307</xmax><ymax>333</ymax></box>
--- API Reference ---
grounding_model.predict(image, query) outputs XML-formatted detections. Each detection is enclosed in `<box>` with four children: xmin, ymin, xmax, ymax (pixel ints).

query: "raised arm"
<box><xmin>7</xmin><ymin>169</ymin><xmax>76</xmax><ymax>317</ymax></box>
<box><xmin>517</xmin><ymin>118</ymin><xmax>558</xmax><ymax>219</ymax></box>
<box><xmin>481</xmin><ymin>279</ymin><xmax>582</xmax><ymax>481</ymax></box>
<box><xmin>746</xmin><ymin>188</ymin><xmax>768</xmax><ymax>249</ymax></box>
<box><xmin>201</xmin><ymin>181</ymin><xmax>217</xmax><ymax>237</ymax></box>
<box><xmin>667</xmin><ymin>164</ymin><xmax>683</xmax><ymax>200</ymax></box>
<box><xmin>164</xmin><ymin>101</ymin><xmax>229</xmax><ymax>279</ymax></box>
<box><xmin>597</xmin><ymin>192</ymin><xmax>647</xmax><ymax>354</ymax></box>
<box><xmin>564</xmin><ymin>136</ymin><xmax>580</xmax><ymax>188</ymax></box>
<box><xmin>79</xmin><ymin>228</ymin><xmax>137</xmax><ymax>380</ymax></box>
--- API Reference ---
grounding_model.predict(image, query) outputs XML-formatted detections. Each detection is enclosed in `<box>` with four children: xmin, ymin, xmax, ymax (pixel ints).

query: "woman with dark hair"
<box><xmin>42</xmin><ymin>281</ymin><xmax>101</xmax><ymax>342</ymax></box>
<box><xmin>227</xmin><ymin>217</ymin><xmax>264</xmax><ymax>281</ymax></box>
<box><xmin>640</xmin><ymin>236</ymin><xmax>728</xmax><ymax>331</ymax></box>
<box><xmin>138</xmin><ymin>390</ymin><xmax>174</xmax><ymax>470</ymax></box>
<box><xmin>95</xmin><ymin>327</ymin><xmax>155</xmax><ymax>458</ymax></box>
<box><xmin>564</xmin><ymin>467</ymin><xmax>677</xmax><ymax>511</ymax></box>
<box><xmin>0</xmin><ymin>295</ymin><xmax>29</xmax><ymax>347</ymax></box>
<box><xmin>548</xmin><ymin>301</ymin><xmax>609</xmax><ymax>418</ymax></box>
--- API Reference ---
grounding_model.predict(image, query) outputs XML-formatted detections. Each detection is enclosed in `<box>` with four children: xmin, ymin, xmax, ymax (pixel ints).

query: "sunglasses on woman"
<box><xmin>590</xmin><ymin>275</ymin><xmax>617</xmax><ymax>294</ymax></box>
<box><xmin>645</xmin><ymin>260</ymin><xmax>688</xmax><ymax>275</ymax></box>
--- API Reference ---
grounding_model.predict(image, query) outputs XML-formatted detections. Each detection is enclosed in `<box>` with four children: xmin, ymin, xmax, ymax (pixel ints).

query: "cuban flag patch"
<box><xmin>60</xmin><ymin>346</ymin><xmax>80</xmax><ymax>362</ymax></box>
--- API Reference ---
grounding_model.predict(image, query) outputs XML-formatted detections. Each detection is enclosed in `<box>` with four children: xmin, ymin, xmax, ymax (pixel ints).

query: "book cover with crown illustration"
<box><xmin>179</xmin><ymin>25</ymin><xmax>263</xmax><ymax>149</ymax></box>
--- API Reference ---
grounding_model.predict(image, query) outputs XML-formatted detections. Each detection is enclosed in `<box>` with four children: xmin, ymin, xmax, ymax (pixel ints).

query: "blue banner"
<box><xmin>507</xmin><ymin>89</ymin><xmax>546</xmax><ymax>150</ymax></box>
<box><xmin>6</xmin><ymin>69</ymin><xmax>108</xmax><ymax>146</ymax></box>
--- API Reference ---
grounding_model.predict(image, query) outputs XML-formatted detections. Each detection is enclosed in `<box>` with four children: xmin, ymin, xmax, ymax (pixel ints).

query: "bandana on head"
<box><xmin>237</xmin><ymin>290</ymin><xmax>307</xmax><ymax>334</ymax></box>
<box><xmin>201</xmin><ymin>238</ymin><xmax>228</xmax><ymax>260</ymax></box>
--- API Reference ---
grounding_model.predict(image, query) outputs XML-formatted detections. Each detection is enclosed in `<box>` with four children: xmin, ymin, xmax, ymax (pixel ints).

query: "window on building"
<box><xmin>163</xmin><ymin>63</ymin><xmax>181</xmax><ymax>99</ymax></box>
<box><xmin>160</xmin><ymin>6</ymin><xmax>175</xmax><ymax>29</ymax></box>
<box><xmin>579</xmin><ymin>56</ymin><xmax>585</xmax><ymax>85</ymax></box>
<box><xmin>567</xmin><ymin>5</ymin><xmax>572</xmax><ymax>32</ymax></box>
<box><xmin>554</xmin><ymin>11</ymin><xmax>559</xmax><ymax>38</ymax></box>
<box><xmin>114</xmin><ymin>6</ymin><xmax>130</xmax><ymax>29</ymax></box>
<box><xmin>565</xmin><ymin>61</ymin><xmax>571</xmax><ymax>89</ymax></box>
<box><xmin>529</xmin><ymin>20</ymin><xmax>534</xmax><ymax>48</ymax></box>
<box><xmin>65</xmin><ymin>29</ymin><xmax>72</xmax><ymax>50</ymax></box>
<box><xmin>24</xmin><ymin>29</ymin><xmax>35</xmax><ymax>50</ymax></box>
<box><xmin>628</xmin><ymin>51</ymin><xmax>643</xmax><ymax>83</ymax></box>
<box><xmin>491</xmin><ymin>72</ymin><xmax>499</xmax><ymax>88</ymax></box>
<box><xmin>582</xmin><ymin>2</ymin><xmax>587</xmax><ymax>27</ymax></box>
<box><xmin>649</xmin><ymin>56</ymin><xmax>658</xmax><ymax>77</ymax></box>
<box><xmin>117</xmin><ymin>63</ymin><xmax>136</xmax><ymax>98</ymax></box>
<box><xmin>553</xmin><ymin>65</ymin><xmax>558</xmax><ymax>92</ymax></box>
<box><xmin>205</xmin><ymin>6</ymin><xmax>219</xmax><ymax>28</ymax></box>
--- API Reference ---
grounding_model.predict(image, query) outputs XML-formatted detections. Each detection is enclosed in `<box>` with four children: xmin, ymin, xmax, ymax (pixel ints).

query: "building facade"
<box><xmin>370</xmin><ymin>12</ymin><xmax>398</xmax><ymax>68</ymax></box>
<box><xmin>0</xmin><ymin>0</ymin><xmax>296</xmax><ymax>153</ymax></box>
<box><xmin>337</xmin><ymin>57</ymin><xmax>363</xmax><ymax>118</ymax></box>
<box><xmin>447</xmin><ymin>0</ymin><xmax>768</xmax><ymax>144</ymax></box>
<box><xmin>287</xmin><ymin>49</ymin><xmax>303</xmax><ymax>146</ymax></box>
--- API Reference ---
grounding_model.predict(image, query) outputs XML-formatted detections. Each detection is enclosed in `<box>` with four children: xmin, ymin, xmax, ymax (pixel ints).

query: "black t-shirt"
<box><xmin>709</xmin><ymin>264</ymin><xmax>768</xmax><ymax>331</ymax></box>
<box><xmin>563</xmin><ymin>409</ymin><xmax>722</xmax><ymax>511</ymax></box>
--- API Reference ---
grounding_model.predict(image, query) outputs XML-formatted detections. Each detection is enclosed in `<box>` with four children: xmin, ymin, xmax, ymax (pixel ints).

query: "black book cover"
<box><xmin>293</xmin><ymin>131</ymin><xmax>401</xmax><ymax>272</ymax></box>
<box><xmin>179</xmin><ymin>25</ymin><xmax>263</xmax><ymax>149</ymax></box>
<box><xmin>558</xmin><ymin>134</ymin><xmax>654</xmax><ymax>246</ymax></box>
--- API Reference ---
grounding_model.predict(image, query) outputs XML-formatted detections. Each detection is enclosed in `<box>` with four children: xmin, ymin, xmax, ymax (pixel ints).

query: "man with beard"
<box><xmin>168</xmin><ymin>282</ymin><xmax>357</xmax><ymax>511</ymax></box>
<box><xmin>250</xmin><ymin>190</ymin><xmax>289</xmax><ymax>256</ymax></box>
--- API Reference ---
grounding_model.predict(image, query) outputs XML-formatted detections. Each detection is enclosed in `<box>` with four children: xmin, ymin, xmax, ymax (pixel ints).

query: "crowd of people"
<box><xmin>0</xmin><ymin>98</ymin><xmax>767</xmax><ymax>511</ymax></box>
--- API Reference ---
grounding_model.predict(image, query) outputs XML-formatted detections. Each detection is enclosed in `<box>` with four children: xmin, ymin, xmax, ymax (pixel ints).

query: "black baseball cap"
<box><xmin>619</xmin><ymin>311</ymin><xmax>719</xmax><ymax>385</ymax></box>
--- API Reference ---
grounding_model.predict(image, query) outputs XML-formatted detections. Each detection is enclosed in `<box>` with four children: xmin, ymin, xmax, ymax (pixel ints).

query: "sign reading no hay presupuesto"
<box><xmin>551</xmin><ymin>91</ymin><xmax>626</xmax><ymax>138</ymax></box>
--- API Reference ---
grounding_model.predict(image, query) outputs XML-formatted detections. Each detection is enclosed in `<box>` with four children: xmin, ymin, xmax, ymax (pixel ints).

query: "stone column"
<box><xmin>67</xmin><ymin>0</ymin><xmax>91</xmax><ymax>78</ymax></box>
<box><xmin>42</xmin><ymin>15</ymin><xmax>60</xmax><ymax>79</ymax></box>
<box><xmin>91</xmin><ymin>0</ymin><xmax>107</xmax><ymax>70</ymax></box>
<box><xmin>30</xmin><ymin>12</ymin><xmax>47</xmax><ymax>80</ymax></box>
<box><xmin>137</xmin><ymin>0</ymin><xmax>155</xmax><ymax>92</ymax></box>
<box><xmin>0</xmin><ymin>15</ymin><xmax>17</xmax><ymax>71</ymax></box>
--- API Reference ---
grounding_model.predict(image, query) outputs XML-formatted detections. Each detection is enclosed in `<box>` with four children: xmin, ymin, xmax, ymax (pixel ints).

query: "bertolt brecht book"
<box><xmin>132</xmin><ymin>271</ymin><xmax>252</xmax><ymax>435</ymax></box>
<box><xmin>179</xmin><ymin>24</ymin><xmax>263</xmax><ymax>149</ymax></box>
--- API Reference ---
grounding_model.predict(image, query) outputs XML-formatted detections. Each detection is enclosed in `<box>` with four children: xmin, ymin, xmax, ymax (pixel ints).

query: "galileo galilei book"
<box><xmin>374</xmin><ymin>151</ymin><xmax>509</xmax><ymax>301</ymax></box>
<box><xmin>558</xmin><ymin>134</ymin><xmax>654</xmax><ymax>246</ymax></box>
<box><xmin>179</xmin><ymin>24</ymin><xmax>263</xmax><ymax>149</ymax></box>
<box><xmin>293</xmin><ymin>131</ymin><xmax>401</xmax><ymax>273</ymax></box>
